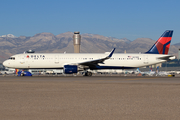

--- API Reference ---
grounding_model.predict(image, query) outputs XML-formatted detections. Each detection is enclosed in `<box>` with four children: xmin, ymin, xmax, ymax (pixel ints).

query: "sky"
<box><xmin>0</xmin><ymin>0</ymin><xmax>180</xmax><ymax>44</ymax></box>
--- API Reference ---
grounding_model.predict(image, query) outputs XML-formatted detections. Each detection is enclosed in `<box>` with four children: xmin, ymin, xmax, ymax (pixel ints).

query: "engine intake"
<box><xmin>64</xmin><ymin>65</ymin><xmax>78</xmax><ymax>74</ymax></box>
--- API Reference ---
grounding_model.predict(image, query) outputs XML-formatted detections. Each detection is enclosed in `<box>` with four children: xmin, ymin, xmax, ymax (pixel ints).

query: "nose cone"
<box><xmin>3</xmin><ymin>60</ymin><xmax>9</xmax><ymax>67</ymax></box>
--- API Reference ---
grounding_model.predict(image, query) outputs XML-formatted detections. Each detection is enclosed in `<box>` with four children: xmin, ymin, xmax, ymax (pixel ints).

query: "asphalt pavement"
<box><xmin>0</xmin><ymin>76</ymin><xmax>180</xmax><ymax>120</ymax></box>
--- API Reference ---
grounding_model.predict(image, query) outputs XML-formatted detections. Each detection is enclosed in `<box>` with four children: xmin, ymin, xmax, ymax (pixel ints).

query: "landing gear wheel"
<box><xmin>87</xmin><ymin>72</ymin><xmax>92</xmax><ymax>76</ymax></box>
<box><xmin>20</xmin><ymin>73</ymin><xmax>24</xmax><ymax>76</ymax></box>
<box><xmin>84</xmin><ymin>71</ymin><xmax>92</xmax><ymax>76</ymax></box>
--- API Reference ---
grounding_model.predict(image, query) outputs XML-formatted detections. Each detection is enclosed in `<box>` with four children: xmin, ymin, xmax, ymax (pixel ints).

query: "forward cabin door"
<box><xmin>20</xmin><ymin>55</ymin><xmax>25</xmax><ymax>64</ymax></box>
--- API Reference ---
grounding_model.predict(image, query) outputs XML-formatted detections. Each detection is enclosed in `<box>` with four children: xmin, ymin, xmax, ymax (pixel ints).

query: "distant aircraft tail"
<box><xmin>146</xmin><ymin>30</ymin><xmax>173</xmax><ymax>54</ymax></box>
<box><xmin>136</xmin><ymin>68</ymin><xmax>141</xmax><ymax>73</ymax></box>
<box><xmin>15</xmin><ymin>69</ymin><xmax>19</xmax><ymax>75</ymax></box>
<box><xmin>156</xmin><ymin>66</ymin><xmax>159</xmax><ymax>73</ymax></box>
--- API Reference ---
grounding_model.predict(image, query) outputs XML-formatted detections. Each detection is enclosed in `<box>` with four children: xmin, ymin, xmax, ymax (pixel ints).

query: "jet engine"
<box><xmin>64</xmin><ymin>65</ymin><xmax>78</xmax><ymax>74</ymax></box>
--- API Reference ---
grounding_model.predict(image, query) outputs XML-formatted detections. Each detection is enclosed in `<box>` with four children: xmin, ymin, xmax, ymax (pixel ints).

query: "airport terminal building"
<box><xmin>0</xmin><ymin>63</ymin><xmax>5</xmax><ymax>70</ymax></box>
<box><xmin>162</xmin><ymin>59</ymin><xmax>180</xmax><ymax>67</ymax></box>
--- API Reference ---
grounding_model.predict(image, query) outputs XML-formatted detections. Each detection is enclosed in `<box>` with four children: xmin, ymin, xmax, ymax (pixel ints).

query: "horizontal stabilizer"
<box><xmin>157</xmin><ymin>55</ymin><xmax>176</xmax><ymax>61</ymax></box>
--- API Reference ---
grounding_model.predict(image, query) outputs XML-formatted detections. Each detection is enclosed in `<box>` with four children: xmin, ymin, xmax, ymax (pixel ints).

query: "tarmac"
<box><xmin>0</xmin><ymin>75</ymin><xmax>180</xmax><ymax>120</ymax></box>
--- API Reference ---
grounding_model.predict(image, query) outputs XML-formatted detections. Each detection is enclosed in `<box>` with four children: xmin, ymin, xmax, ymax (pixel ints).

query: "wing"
<box><xmin>78</xmin><ymin>48</ymin><xmax>115</xmax><ymax>69</ymax></box>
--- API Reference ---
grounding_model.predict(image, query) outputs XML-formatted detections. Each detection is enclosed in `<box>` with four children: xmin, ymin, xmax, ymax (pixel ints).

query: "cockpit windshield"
<box><xmin>9</xmin><ymin>57</ymin><xmax>15</xmax><ymax>60</ymax></box>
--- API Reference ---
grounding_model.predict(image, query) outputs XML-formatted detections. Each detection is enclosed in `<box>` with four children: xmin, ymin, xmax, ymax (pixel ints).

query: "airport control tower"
<box><xmin>179</xmin><ymin>49</ymin><xmax>180</xmax><ymax>59</ymax></box>
<box><xmin>73</xmin><ymin>32</ymin><xmax>81</xmax><ymax>53</ymax></box>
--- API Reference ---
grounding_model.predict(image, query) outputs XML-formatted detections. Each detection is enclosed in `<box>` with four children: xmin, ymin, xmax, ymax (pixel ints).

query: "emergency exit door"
<box><xmin>144</xmin><ymin>55</ymin><xmax>148</xmax><ymax>64</ymax></box>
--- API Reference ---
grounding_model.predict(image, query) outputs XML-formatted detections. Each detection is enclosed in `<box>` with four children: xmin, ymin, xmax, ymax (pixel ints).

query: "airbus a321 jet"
<box><xmin>3</xmin><ymin>30</ymin><xmax>175</xmax><ymax>76</ymax></box>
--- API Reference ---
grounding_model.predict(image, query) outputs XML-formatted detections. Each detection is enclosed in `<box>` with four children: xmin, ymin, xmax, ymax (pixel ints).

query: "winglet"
<box><xmin>108</xmin><ymin>48</ymin><xmax>116</xmax><ymax>58</ymax></box>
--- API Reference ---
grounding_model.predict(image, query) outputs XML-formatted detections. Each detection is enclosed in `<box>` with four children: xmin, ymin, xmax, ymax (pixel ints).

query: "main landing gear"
<box><xmin>83</xmin><ymin>71</ymin><xmax>92</xmax><ymax>76</ymax></box>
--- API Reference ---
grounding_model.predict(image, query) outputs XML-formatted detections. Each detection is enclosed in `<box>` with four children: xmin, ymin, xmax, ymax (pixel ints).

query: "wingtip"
<box><xmin>108</xmin><ymin>48</ymin><xmax>116</xmax><ymax>58</ymax></box>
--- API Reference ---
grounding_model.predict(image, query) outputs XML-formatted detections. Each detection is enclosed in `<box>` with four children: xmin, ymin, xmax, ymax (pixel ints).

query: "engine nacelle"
<box><xmin>64</xmin><ymin>65</ymin><xmax>78</xmax><ymax>74</ymax></box>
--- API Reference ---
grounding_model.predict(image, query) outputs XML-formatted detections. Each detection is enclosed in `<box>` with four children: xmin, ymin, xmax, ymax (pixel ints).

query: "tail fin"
<box><xmin>146</xmin><ymin>30</ymin><xmax>173</xmax><ymax>54</ymax></box>
<box><xmin>156</xmin><ymin>66</ymin><xmax>159</xmax><ymax>73</ymax></box>
<box><xmin>136</xmin><ymin>68</ymin><xmax>141</xmax><ymax>73</ymax></box>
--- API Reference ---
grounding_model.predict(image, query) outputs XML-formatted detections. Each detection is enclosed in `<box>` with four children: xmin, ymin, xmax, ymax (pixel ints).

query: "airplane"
<box><xmin>157</xmin><ymin>71</ymin><xmax>169</xmax><ymax>76</ymax></box>
<box><xmin>3</xmin><ymin>30</ymin><xmax>176</xmax><ymax>76</ymax></box>
<box><xmin>155</xmin><ymin>66</ymin><xmax>170</xmax><ymax>76</ymax></box>
<box><xmin>136</xmin><ymin>68</ymin><xmax>156</xmax><ymax>76</ymax></box>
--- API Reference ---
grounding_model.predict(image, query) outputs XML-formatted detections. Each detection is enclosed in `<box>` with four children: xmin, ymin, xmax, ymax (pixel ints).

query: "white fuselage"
<box><xmin>3</xmin><ymin>52</ymin><xmax>175</xmax><ymax>69</ymax></box>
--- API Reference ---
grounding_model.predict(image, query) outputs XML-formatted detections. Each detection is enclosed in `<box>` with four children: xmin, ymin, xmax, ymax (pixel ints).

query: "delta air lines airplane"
<box><xmin>3</xmin><ymin>30</ymin><xmax>175</xmax><ymax>76</ymax></box>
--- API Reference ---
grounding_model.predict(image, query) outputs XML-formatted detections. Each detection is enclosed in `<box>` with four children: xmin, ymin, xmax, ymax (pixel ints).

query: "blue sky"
<box><xmin>1</xmin><ymin>0</ymin><xmax>180</xmax><ymax>44</ymax></box>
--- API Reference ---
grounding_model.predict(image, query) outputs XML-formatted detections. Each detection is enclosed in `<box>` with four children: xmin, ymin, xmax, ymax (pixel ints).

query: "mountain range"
<box><xmin>0</xmin><ymin>32</ymin><xmax>180</xmax><ymax>63</ymax></box>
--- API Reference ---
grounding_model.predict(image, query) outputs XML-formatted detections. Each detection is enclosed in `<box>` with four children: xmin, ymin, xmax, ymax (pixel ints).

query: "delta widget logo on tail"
<box><xmin>146</xmin><ymin>30</ymin><xmax>173</xmax><ymax>54</ymax></box>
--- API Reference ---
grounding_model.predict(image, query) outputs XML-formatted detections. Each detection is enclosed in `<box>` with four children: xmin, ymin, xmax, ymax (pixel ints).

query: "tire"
<box><xmin>20</xmin><ymin>73</ymin><xmax>24</xmax><ymax>76</ymax></box>
<box><xmin>87</xmin><ymin>72</ymin><xmax>92</xmax><ymax>76</ymax></box>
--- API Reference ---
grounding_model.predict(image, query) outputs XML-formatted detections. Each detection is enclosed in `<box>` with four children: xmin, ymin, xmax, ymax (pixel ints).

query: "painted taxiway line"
<box><xmin>125</xmin><ymin>77</ymin><xmax>158</xmax><ymax>80</ymax></box>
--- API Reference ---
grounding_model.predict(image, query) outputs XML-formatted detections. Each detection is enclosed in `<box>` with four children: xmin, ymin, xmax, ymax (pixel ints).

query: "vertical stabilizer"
<box><xmin>146</xmin><ymin>30</ymin><xmax>173</xmax><ymax>54</ymax></box>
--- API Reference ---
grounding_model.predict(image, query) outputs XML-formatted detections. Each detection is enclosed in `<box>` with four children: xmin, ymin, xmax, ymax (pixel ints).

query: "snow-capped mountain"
<box><xmin>1</xmin><ymin>34</ymin><xmax>17</xmax><ymax>38</ymax></box>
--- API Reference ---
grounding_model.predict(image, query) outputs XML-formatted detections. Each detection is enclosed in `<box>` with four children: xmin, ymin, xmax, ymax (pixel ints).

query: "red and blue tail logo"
<box><xmin>146</xmin><ymin>30</ymin><xmax>173</xmax><ymax>54</ymax></box>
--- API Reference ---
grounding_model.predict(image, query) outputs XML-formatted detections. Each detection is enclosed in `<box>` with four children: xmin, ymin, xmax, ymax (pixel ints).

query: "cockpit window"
<box><xmin>9</xmin><ymin>57</ymin><xmax>15</xmax><ymax>60</ymax></box>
